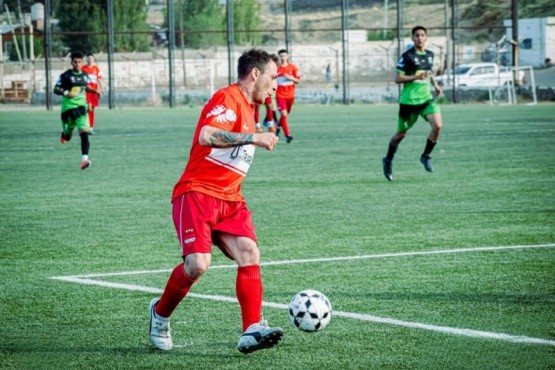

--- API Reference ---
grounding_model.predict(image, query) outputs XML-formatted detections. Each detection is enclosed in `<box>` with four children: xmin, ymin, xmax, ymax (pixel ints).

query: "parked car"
<box><xmin>435</xmin><ymin>62</ymin><xmax>525</xmax><ymax>87</ymax></box>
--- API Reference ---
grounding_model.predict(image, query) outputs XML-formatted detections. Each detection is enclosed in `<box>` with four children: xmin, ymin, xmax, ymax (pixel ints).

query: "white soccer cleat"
<box><xmin>80</xmin><ymin>159</ymin><xmax>92</xmax><ymax>170</ymax></box>
<box><xmin>149</xmin><ymin>298</ymin><xmax>172</xmax><ymax>350</ymax></box>
<box><xmin>237</xmin><ymin>320</ymin><xmax>284</xmax><ymax>354</ymax></box>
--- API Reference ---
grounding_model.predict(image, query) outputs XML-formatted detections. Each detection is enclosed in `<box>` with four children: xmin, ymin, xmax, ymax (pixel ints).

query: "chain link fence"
<box><xmin>1</xmin><ymin>0</ymin><xmax>553</xmax><ymax>108</ymax></box>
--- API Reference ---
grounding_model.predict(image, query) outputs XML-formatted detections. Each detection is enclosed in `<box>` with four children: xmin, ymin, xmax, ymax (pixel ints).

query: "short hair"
<box><xmin>237</xmin><ymin>48</ymin><xmax>274</xmax><ymax>79</ymax></box>
<box><xmin>412</xmin><ymin>26</ymin><xmax>427</xmax><ymax>36</ymax></box>
<box><xmin>278</xmin><ymin>49</ymin><xmax>288</xmax><ymax>55</ymax></box>
<box><xmin>270</xmin><ymin>53</ymin><xmax>279</xmax><ymax>64</ymax></box>
<box><xmin>70</xmin><ymin>51</ymin><xmax>84</xmax><ymax>60</ymax></box>
<box><xmin>86</xmin><ymin>52</ymin><xmax>94</xmax><ymax>57</ymax></box>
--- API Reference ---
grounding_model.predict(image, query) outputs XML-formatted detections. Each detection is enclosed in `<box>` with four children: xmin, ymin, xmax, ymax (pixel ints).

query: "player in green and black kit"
<box><xmin>54</xmin><ymin>51</ymin><xmax>101</xmax><ymax>170</ymax></box>
<box><xmin>382</xmin><ymin>25</ymin><xmax>443</xmax><ymax>181</ymax></box>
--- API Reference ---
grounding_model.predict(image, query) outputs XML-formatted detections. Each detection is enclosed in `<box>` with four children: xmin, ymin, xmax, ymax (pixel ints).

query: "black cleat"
<box><xmin>382</xmin><ymin>157</ymin><xmax>393</xmax><ymax>181</ymax></box>
<box><xmin>286</xmin><ymin>136</ymin><xmax>294</xmax><ymax>143</ymax></box>
<box><xmin>420</xmin><ymin>154</ymin><xmax>434</xmax><ymax>172</ymax></box>
<box><xmin>275</xmin><ymin>128</ymin><xmax>281</xmax><ymax>137</ymax></box>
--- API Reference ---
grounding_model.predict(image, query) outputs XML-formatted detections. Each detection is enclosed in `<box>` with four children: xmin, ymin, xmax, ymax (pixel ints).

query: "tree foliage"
<box><xmin>168</xmin><ymin>0</ymin><xmax>262</xmax><ymax>49</ymax></box>
<box><xmin>53</xmin><ymin>0</ymin><xmax>150</xmax><ymax>54</ymax></box>
<box><xmin>233</xmin><ymin>0</ymin><xmax>262</xmax><ymax>46</ymax></box>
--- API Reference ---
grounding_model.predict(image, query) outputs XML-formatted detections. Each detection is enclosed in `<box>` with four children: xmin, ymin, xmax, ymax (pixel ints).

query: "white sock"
<box><xmin>81</xmin><ymin>154</ymin><xmax>89</xmax><ymax>161</ymax></box>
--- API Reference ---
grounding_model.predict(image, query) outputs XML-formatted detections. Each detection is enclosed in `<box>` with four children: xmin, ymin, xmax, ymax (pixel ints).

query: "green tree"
<box><xmin>54</xmin><ymin>1</ymin><xmax>106</xmax><ymax>54</ymax></box>
<box><xmin>54</xmin><ymin>0</ymin><xmax>150</xmax><ymax>53</ymax></box>
<box><xmin>112</xmin><ymin>0</ymin><xmax>151</xmax><ymax>52</ymax></box>
<box><xmin>233</xmin><ymin>0</ymin><xmax>262</xmax><ymax>46</ymax></box>
<box><xmin>8</xmin><ymin>34</ymin><xmax>44</xmax><ymax>61</ymax></box>
<box><xmin>168</xmin><ymin>0</ymin><xmax>262</xmax><ymax>49</ymax></box>
<box><xmin>169</xmin><ymin>0</ymin><xmax>226</xmax><ymax>49</ymax></box>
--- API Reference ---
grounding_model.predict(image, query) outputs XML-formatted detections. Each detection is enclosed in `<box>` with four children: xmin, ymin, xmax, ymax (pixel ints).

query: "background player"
<box><xmin>81</xmin><ymin>53</ymin><xmax>103</xmax><ymax>135</ymax></box>
<box><xmin>254</xmin><ymin>95</ymin><xmax>277</xmax><ymax>133</ymax></box>
<box><xmin>382</xmin><ymin>25</ymin><xmax>443</xmax><ymax>181</ymax></box>
<box><xmin>149</xmin><ymin>48</ymin><xmax>283</xmax><ymax>354</ymax></box>
<box><xmin>275</xmin><ymin>49</ymin><xmax>301</xmax><ymax>143</ymax></box>
<box><xmin>53</xmin><ymin>51</ymin><xmax>101</xmax><ymax>170</ymax></box>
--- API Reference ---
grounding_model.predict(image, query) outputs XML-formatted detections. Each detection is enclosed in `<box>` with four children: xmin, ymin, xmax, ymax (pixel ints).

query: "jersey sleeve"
<box><xmin>396</xmin><ymin>53</ymin><xmax>410</xmax><ymax>75</ymax></box>
<box><xmin>54</xmin><ymin>71</ymin><xmax>71</xmax><ymax>92</ymax></box>
<box><xmin>293</xmin><ymin>65</ymin><xmax>301</xmax><ymax>80</ymax></box>
<box><xmin>201</xmin><ymin>90</ymin><xmax>242</xmax><ymax>132</ymax></box>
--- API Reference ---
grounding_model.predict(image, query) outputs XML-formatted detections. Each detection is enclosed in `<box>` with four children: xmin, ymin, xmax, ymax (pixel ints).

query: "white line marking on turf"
<box><xmin>50</xmin><ymin>243</ymin><xmax>555</xmax><ymax>347</ymax></box>
<box><xmin>53</xmin><ymin>243</ymin><xmax>555</xmax><ymax>278</ymax></box>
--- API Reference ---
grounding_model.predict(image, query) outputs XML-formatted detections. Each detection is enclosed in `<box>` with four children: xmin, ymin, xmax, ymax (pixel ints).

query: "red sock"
<box><xmin>266</xmin><ymin>107</ymin><xmax>274</xmax><ymax>121</ymax></box>
<box><xmin>155</xmin><ymin>263</ymin><xmax>196</xmax><ymax>318</ymax></box>
<box><xmin>279</xmin><ymin>115</ymin><xmax>290</xmax><ymax>136</ymax></box>
<box><xmin>236</xmin><ymin>265</ymin><xmax>263</xmax><ymax>331</ymax></box>
<box><xmin>88</xmin><ymin>111</ymin><xmax>95</xmax><ymax>128</ymax></box>
<box><xmin>254</xmin><ymin>107</ymin><xmax>260</xmax><ymax>124</ymax></box>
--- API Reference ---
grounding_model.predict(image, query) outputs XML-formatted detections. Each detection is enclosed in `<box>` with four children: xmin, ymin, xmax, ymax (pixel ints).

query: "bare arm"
<box><xmin>85</xmin><ymin>86</ymin><xmax>101</xmax><ymax>96</ymax></box>
<box><xmin>395</xmin><ymin>72</ymin><xmax>429</xmax><ymax>84</ymax></box>
<box><xmin>199</xmin><ymin>126</ymin><xmax>278</xmax><ymax>151</ymax></box>
<box><xmin>429</xmin><ymin>75</ymin><xmax>442</xmax><ymax>96</ymax></box>
<box><xmin>283</xmin><ymin>73</ymin><xmax>300</xmax><ymax>84</ymax></box>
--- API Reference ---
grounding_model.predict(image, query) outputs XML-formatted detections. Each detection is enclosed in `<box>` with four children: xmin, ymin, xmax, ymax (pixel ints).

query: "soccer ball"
<box><xmin>288</xmin><ymin>289</ymin><xmax>332</xmax><ymax>332</ymax></box>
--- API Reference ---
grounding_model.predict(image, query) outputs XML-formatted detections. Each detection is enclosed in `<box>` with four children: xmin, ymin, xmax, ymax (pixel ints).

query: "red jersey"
<box><xmin>172</xmin><ymin>84</ymin><xmax>256</xmax><ymax>203</ymax></box>
<box><xmin>276</xmin><ymin>63</ymin><xmax>300</xmax><ymax>99</ymax></box>
<box><xmin>81</xmin><ymin>64</ymin><xmax>102</xmax><ymax>89</ymax></box>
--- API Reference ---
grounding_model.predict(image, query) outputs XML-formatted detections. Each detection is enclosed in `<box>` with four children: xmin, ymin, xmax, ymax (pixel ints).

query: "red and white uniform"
<box><xmin>172</xmin><ymin>84</ymin><xmax>256</xmax><ymax>203</ymax></box>
<box><xmin>276</xmin><ymin>63</ymin><xmax>300</xmax><ymax>112</ymax></box>
<box><xmin>82</xmin><ymin>64</ymin><xmax>102</xmax><ymax>107</ymax></box>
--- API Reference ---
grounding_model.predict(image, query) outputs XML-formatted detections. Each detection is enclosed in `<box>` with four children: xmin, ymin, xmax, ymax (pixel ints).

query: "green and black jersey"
<box><xmin>54</xmin><ymin>69</ymin><xmax>89</xmax><ymax>112</ymax></box>
<box><xmin>396</xmin><ymin>47</ymin><xmax>434</xmax><ymax>105</ymax></box>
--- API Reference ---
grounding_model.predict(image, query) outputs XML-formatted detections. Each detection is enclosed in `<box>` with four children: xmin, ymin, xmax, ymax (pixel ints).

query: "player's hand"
<box><xmin>435</xmin><ymin>85</ymin><xmax>442</xmax><ymax>96</ymax></box>
<box><xmin>417</xmin><ymin>72</ymin><xmax>428</xmax><ymax>81</ymax></box>
<box><xmin>254</xmin><ymin>132</ymin><xmax>279</xmax><ymax>151</ymax></box>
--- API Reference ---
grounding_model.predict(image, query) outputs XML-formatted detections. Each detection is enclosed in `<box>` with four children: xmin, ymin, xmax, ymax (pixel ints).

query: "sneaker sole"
<box><xmin>238</xmin><ymin>329</ymin><xmax>284</xmax><ymax>354</ymax></box>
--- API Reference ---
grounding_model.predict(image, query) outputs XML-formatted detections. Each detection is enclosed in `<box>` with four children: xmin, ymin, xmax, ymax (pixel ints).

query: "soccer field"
<box><xmin>1</xmin><ymin>103</ymin><xmax>554</xmax><ymax>369</ymax></box>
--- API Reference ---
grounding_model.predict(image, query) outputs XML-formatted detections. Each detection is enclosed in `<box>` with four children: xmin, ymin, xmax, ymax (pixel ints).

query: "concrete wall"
<box><xmin>1</xmin><ymin>38</ymin><xmax>448</xmax><ymax>94</ymax></box>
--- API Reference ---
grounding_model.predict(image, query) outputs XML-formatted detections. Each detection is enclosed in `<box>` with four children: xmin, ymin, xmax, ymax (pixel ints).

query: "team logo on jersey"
<box><xmin>207</xmin><ymin>105</ymin><xmax>226</xmax><ymax>118</ymax></box>
<box><xmin>206</xmin><ymin>105</ymin><xmax>237</xmax><ymax>124</ymax></box>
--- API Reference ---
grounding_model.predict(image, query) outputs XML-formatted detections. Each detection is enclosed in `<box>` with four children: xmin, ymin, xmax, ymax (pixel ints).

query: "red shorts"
<box><xmin>276</xmin><ymin>97</ymin><xmax>294</xmax><ymax>113</ymax></box>
<box><xmin>86</xmin><ymin>92</ymin><xmax>99</xmax><ymax>107</ymax></box>
<box><xmin>172</xmin><ymin>192</ymin><xmax>257</xmax><ymax>259</ymax></box>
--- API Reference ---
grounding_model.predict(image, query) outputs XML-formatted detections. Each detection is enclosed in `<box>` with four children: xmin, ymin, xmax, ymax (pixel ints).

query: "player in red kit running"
<box><xmin>81</xmin><ymin>53</ymin><xmax>103</xmax><ymax>135</ymax></box>
<box><xmin>275</xmin><ymin>49</ymin><xmax>300</xmax><ymax>143</ymax></box>
<box><xmin>149</xmin><ymin>49</ymin><xmax>283</xmax><ymax>354</ymax></box>
<box><xmin>254</xmin><ymin>95</ymin><xmax>277</xmax><ymax>133</ymax></box>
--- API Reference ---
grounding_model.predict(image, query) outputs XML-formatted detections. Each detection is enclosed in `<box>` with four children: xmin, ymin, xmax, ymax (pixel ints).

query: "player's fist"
<box><xmin>255</xmin><ymin>132</ymin><xmax>279</xmax><ymax>151</ymax></box>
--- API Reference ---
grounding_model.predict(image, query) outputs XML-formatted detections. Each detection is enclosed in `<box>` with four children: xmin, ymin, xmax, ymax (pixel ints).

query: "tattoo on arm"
<box><xmin>209</xmin><ymin>130</ymin><xmax>254</xmax><ymax>148</ymax></box>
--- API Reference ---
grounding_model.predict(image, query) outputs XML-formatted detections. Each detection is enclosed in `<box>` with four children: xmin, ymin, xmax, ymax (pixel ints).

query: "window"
<box><xmin>521</xmin><ymin>38</ymin><xmax>532</xmax><ymax>49</ymax></box>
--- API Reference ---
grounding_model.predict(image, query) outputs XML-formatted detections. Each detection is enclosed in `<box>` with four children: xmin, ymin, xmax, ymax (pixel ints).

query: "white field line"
<box><xmin>54</xmin><ymin>242</ymin><xmax>555</xmax><ymax>279</ymax></box>
<box><xmin>50</xmin><ymin>243</ymin><xmax>555</xmax><ymax>347</ymax></box>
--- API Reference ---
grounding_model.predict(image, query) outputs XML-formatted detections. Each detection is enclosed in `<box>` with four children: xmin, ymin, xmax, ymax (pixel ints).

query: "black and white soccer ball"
<box><xmin>288</xmin><ymin>289</ymin><xmax>332</xmax><ymax>332</ymax></box>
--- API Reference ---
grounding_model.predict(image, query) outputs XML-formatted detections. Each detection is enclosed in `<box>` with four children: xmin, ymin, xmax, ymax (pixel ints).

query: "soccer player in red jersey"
<box><xmin>149</xmin><ymin>49</ymin><xmax>283</xmax><ymax>354</ymax></box>
<box><xmin>81</xmin><ymin>53</ymin><xmax>103</xmax><ymax>134</ymax></box>
<box><xmin>254</xmin><ymin>95</ymin><xmax>277</xmax><ymax>133</ymax></box>
<box><xmin>275</xmin><ymin>49</ymin><xmax>301</xmax><ymax>143</ymax></box>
